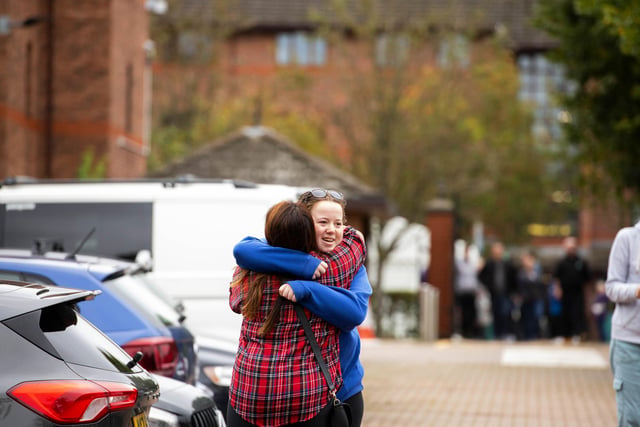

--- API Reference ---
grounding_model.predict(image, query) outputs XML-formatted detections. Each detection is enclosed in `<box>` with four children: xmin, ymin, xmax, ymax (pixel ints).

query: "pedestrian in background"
<box><xmin>547</xmin><ymin>280</ymin><xmax>564</xmax><ymax>342</ymax></box>
<box><xmin>591</xmin><ymin>279</ymin><xmax>611</xmax><ymax>342</ymax></box>
<box><xmin>553</xmin><ymin>236</ymin><xmax>591</xmax><ymax>344</ymax></box>
<box><xmin>605</xmin><ymin>221</ymin><xmax>640</xmax><ymax>426</ymax></box>
<box><xmin>516</xmin><ymin>251</ymin><xmax>545</xmax><ymax>340</ymax></box>
<box><xmin>454</xmin><ymin>242</ymin><xmax>480</xmax><ymax>338</ymax></box>
<box><xmin>478</xmin><ymin>241</ymin><xmax>518</xmax><ymax>340</ymax></box>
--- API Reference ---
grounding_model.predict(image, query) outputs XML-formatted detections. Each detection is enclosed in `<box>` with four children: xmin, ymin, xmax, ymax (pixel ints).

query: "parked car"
<box><xmin>151</xmin><ymin>374</ymin><xmax>226</xmax><ymax>427</ymax></box>
<box><xmin>0</xmin><ymin>279</ymin><xmax>160</xmax><ymax>426</ymax></box>
<box><xmin>0</xmin><ymin>249</ymin><xmax>198</xmax><ymax>386</ymax></box>
<box><xmin>196</xmin><ymin>335</ymin><xmax>237</xmax><ymax>417</ymax></box>
<box><xmin>0</xmin><ymin>249</ymin><xmax>233</xmax><ymax>417</ymax></box>
<box><xmin>128</xmin><ymin>262</ymin><xmax>235</xmax><ymax>418</ymax></box>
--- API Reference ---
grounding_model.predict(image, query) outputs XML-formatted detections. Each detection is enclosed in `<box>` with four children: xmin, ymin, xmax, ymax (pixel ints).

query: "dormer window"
<box><xmin>276</xmin><ymin>32</ymin><xmax>327</xmax><ymax>66</ymax></box>
<box><xmin>375</xmin><ymin>33</ymin><xmax>410</xmax><ymax>67</ymax></box>
<box><xmin>437</xmin><ymin>34</ymin><xmax>470</xmax><ymax>69</ymax></box>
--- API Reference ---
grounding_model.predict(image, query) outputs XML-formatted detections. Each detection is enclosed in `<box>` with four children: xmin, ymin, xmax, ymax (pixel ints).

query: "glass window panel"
<box><xmin>276</xmin><ymin>32</ymin><xmax>326</xmax><ymax>66</ymax></box>
<box><xmin>276</xmin><ymin>34</ymin><xmax>290</xmax><ymax>64</ymax></box>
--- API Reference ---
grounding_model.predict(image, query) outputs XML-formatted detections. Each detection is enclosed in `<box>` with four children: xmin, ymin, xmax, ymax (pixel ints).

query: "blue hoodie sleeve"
<box><xmin>288</xmin><ymin>266</ymin><xmax>372</xmax><ymax>331</ymax></box>
<box><xmin>233</xmin><ymin>236</ymin><xmax>321</xmax><ymax>279</ymax></box>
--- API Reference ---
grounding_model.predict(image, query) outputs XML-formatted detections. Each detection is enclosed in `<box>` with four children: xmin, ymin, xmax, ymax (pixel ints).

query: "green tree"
<box><xmin>148</xmin><ymin>0</ymin><xmax>331</xmax><ymax>172</ymax></box>
<box><xmin>314</xmin><ymin>0</ymin><xmax>563</xmax><ymax>336</ymax></box>
<box><xmin>319</xmin><ymin>1</ymin><xmax>559</xmax><ymax>243</ymax></box>
<box><xmin>534</xmin><ymin>0</ymin><xmax>640</xmax><ymax>198</ymax></box>
<box><xmin>148</xmin><ymin>0</ymin><xmax>241</xmax><ymax>171</ymax></box>
<box><xmin>575</xmin><ymin>0</ymin><xmax>640</xmax><ymax>58</ymax></box>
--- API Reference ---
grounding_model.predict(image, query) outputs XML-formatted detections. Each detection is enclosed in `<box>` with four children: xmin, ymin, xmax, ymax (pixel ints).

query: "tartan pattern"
<box><xmin>229</xmin><ymin>227</ymin><xmax>365</xmax><ymax>426</ymax></box>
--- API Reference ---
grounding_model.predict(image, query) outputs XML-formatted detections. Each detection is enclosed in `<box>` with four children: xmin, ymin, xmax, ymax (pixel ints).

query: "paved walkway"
<box><xmin>360</xmin><ymin>339</ymin><xmax>617</xmax><ymax>427</ymax></box>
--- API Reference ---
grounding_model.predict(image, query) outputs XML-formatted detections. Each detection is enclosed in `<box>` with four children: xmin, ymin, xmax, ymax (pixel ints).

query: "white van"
<box><xmin>0</xmin><ymin>177</ymin><xmax>301</xmax><ymax>339</ymax></box>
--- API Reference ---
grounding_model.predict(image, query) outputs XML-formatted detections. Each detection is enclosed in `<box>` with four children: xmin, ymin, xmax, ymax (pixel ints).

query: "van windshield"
<box><xmin>0</xmin><ymin>202</ymin><xmax>152</xmax><ymax>260</ymax></box>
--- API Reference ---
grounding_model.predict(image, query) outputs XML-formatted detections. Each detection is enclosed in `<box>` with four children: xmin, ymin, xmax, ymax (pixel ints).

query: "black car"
<box><xmin>196</xmin><ymin>335</ymin><xmax>237</xmax><ymax>417</ymax></box>
<box><xmin>151</xmin><ymin>374</ymin><xmax>226</xmax><ymax>427</ymax></box>
<box><xmin>0</xmin><ymin>280</ymin><xmax>160</xmax><ymax>426</ymax></box>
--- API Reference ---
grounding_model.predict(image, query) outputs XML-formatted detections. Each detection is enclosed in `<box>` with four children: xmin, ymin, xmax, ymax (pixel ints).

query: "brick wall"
<box><xmin>0</xmin><ymin>0</ymin><xmax>149</xmax><ymax>179</ymax></box>
<box><xmin>0</xmin><ymin>0</ymin><xmax>49</xmax><ymax>178</ymax></box>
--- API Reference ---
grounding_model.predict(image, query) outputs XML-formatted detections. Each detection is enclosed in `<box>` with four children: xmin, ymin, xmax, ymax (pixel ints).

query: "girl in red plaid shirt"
<box><xmin>228</xmin><ymin>193</ymin><xmax>365</xmax><ymax>426</ymax></box>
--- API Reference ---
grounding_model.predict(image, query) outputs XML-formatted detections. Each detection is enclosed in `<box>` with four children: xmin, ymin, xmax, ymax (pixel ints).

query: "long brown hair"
<box><xmin>231</xmin><ymin>201</ymin><xmax>316</xmax><ymax>336</ymax></box>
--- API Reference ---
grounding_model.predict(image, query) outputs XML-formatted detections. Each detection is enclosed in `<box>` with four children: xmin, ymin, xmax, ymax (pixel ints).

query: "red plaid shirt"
<box><xmin>229</xmin><ymin>227</ymin><xmax>366</xmax><ymax>426</ymax></box>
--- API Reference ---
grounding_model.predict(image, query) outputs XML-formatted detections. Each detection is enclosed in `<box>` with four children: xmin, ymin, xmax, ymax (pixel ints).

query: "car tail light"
<box><xmin>7</xmin><ymin>380</ymin><xmax>138</xmax><ymax>423</ymax></box>
<box><xmin>122</xmin><ymin>337</ymin><xmax>179</xmax><ymax>377</ymax></box>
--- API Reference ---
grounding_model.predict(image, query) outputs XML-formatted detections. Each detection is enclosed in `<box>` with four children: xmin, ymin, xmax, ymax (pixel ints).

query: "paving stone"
<box><xmin>360</xmin><ymin>339</ymin><xmax>616</xmax><ymax>427</ymax></box>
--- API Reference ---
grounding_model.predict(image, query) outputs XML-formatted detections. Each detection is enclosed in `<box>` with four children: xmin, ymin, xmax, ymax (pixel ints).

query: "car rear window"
<box><xmin>106</xmin><ymin>274</ymin><xmax>183</xmax><ymax>327</ymax></box>
<box><xmin>4</xmin><ymin>303</ymin><xmax>138</xmax><ymax>373</ymax></box>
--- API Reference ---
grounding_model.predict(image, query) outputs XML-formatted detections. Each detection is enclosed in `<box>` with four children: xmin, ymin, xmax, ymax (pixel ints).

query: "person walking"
<box><xmin>478</xmin><ymin>241</ymin><xmax>518</xmax><ymax>340</ymax></box>
<box><xmin>233</xmin><ymin>188</ymin><xmax>370</xmax><ymax>427</ymax></box>
<box><xmin>227</xmin><ymin>198</ymin><xmax>366</xmax><ymax>426</ymax></box>
<box><xmin>546</xmin><ymin>278</ymin><xmax>564</xmax><ymax>341</ymax></box>
<box><xmin>454</xmin><ymin>242</ymin><xmax>480</xmax><ymax>338</ymax></box>
<box><xmin>516</xmin><ymin>251</ymin><xmax>545</xmax><ymax>340</ymax></box>
<box><xmin>606</xmin><ymin>221</ymin><xmax>640</xmax><ymax>426</ymax></box>
<box><xmin>553</xmin><ymin>236</ymin><xmax>591</xmax><ymax>343</ymax></box>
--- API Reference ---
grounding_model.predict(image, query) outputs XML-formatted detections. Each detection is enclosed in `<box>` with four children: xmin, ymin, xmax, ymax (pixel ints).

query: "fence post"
<box><xmin>419</xmin><ymin>284</ymin><xmax>440</xmax><ymax>341</ymax></box>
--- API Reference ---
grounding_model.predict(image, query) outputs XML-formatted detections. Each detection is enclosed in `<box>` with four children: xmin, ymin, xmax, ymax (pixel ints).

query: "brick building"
<box><xmin>1</xmin><ymin>0</ymin><xmax>630</xmax><ymax>336</ymax></box>
<box><xmin>0</xmin><ymin>0</ymin><xmax>152</xmax><ymax>179</ymax></box>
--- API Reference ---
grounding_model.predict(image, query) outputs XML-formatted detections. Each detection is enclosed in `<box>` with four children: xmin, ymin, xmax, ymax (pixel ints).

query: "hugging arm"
<box><xmin>286</xmin><ymin>266</ymin><xmax>372</xmax><ymax>331</ymax></box>
<box><xmin>233</xmin><ymin>236</ymin><xmax>322</xmax><ymax>278</ymax></box>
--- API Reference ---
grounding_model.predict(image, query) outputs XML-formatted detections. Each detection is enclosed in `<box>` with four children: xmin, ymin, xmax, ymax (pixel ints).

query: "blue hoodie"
<box><xmin>233</xmin><ymin>236</ymin><xmax>372</xmax><ymax>400</ymax></box>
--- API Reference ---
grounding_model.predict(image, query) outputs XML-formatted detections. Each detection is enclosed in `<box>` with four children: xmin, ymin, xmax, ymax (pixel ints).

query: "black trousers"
<box><xmin>562</xmin><ymin>293</ymin><xmax>586</xmax><ymax>337</ymax></box>
<box><xmin>456</xmin><ymin>293</ymin><xmax>478</xmax><ymax>338</ymax></box>
<box><xmin>344</xmin><ymin>391</ymin><xmax>364</xmax><ymax>427</ymax></box>
<box><xmin>226</xmin><ymin>391</ymin><xmax>364</xmax><ymax>427</ymax></box>
<box><xmin>227</xmin><ymin>400</ymin><xmax>333</xmax><ymax>427</ymax></box>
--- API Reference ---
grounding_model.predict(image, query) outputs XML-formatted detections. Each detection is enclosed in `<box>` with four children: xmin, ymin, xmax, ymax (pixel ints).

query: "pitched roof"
<box><xmin>149</xmin><ymin>126</ymin><xmax>390</xmax><ymax>213</ymax></box>
<box><xmin>175</xmin><ymin>0</ymin><xmax>554</xmax><ymax>50</ymax></box>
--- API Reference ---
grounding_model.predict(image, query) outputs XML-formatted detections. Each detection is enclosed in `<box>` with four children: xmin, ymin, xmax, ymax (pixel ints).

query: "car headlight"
<box><xmin>202</xmin><ymin>365</ymin><xmax>233</xmax><ymax>387</ymax></box>
<box><xmin>148</xmin><ymin>407</ymin><xmax>179</xmax><ymax>427</ymax></box>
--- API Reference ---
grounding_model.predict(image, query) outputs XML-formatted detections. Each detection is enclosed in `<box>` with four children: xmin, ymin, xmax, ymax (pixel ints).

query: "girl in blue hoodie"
<box><xmin>233</xmin><ymin>189</ymin><xmax>372</xmax><ymax>427</ymax></box>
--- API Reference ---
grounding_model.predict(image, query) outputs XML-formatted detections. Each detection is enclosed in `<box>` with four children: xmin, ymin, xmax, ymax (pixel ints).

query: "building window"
<box><xmin>375</xmin><ymin>33</ymin><xmax>410</xmax><ymax>67</ymax></box>
<box><xmin>517</xmin><ymin>53</ymin><xmax>571</xmax><ymax>140</ymax></box>
<box><xmin>276</xmin><ymin>32</ymin><xmax>327</xmax><ymax>66</ymax></box>
<box><xmin>437</xmin><ymin>34</ymin><xmax>470</xmax><ymax>69</ymax></box>
<box><xmin>177</xmin><ymin>31</ymin><xmax>213</xmax><ymax>63</ymax></box>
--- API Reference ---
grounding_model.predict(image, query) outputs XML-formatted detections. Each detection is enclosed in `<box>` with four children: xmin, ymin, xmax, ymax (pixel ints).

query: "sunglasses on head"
<box><xmin>303</xmin><ymin>188</ymin><xmax>344</xmax><ymax>201</ymax></box>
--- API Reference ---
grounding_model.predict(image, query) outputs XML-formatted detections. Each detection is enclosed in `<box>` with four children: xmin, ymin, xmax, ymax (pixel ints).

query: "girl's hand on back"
<box><xmin>279</xmin><ymin>284</ymin><xmax>297</xmax><ymax>302</ymax></box>
<box><xmin>312</xmin><ymin>261</ymin><xmax>328</xmax><ymax>279</ymax></box>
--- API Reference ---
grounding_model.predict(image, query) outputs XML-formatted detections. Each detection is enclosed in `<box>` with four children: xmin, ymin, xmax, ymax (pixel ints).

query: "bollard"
<box><xmin>419</xmin><ymin>284</ymin><xmax>439</xmax><ymax>341</ymax></box>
